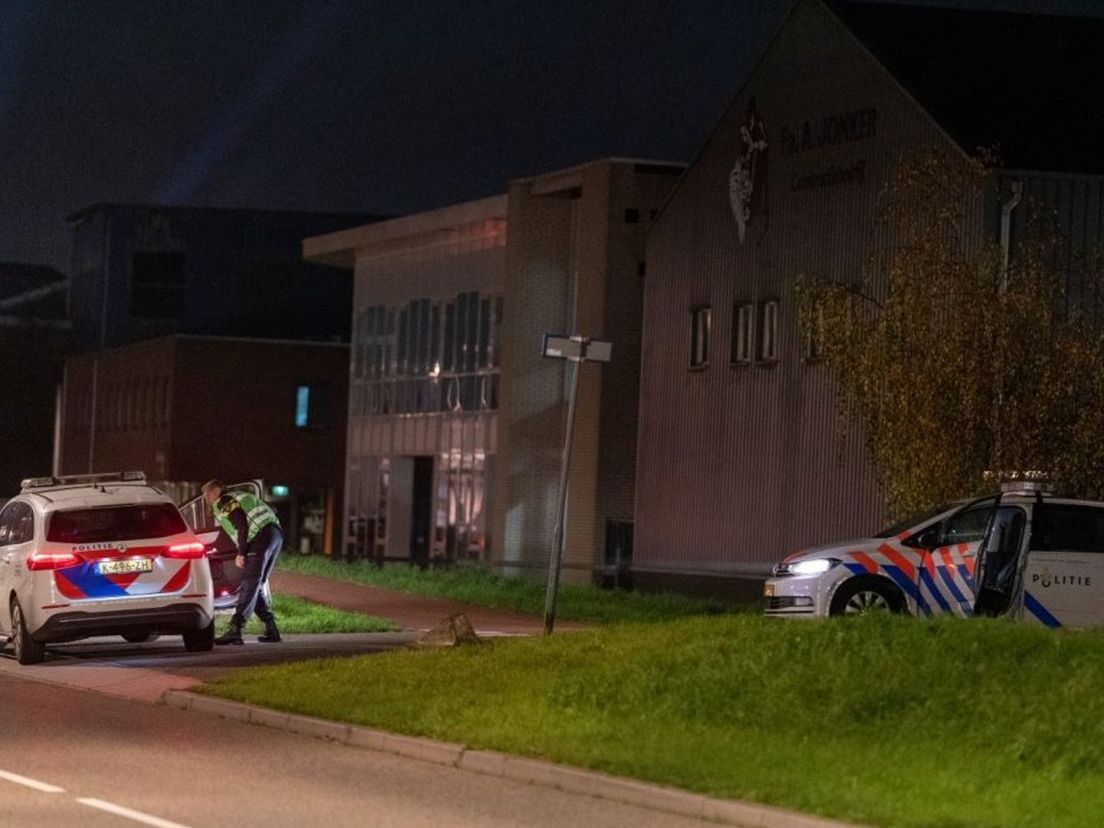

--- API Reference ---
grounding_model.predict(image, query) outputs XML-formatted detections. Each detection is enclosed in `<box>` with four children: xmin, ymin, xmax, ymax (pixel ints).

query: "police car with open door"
<box><xmin>0</xmin><ymin>472</ymin><xmax>215</xmax><ymax>664</ymax></box>
<box><xmin>764</xmin><ymin>496</ymin><xmax>995</xmax><ymax>618</ymax></box>
<box><xmin>179</xmin><ymin>480</ymin><xmax>269</xmax><ymax>612</ymax></box>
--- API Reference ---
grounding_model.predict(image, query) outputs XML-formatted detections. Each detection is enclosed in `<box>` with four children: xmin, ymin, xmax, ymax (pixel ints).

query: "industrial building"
<box><xmin>306</xmin><ymin>158</ymin><xmax>683</xmax><ymax>576</ymax></box>
<box><xmin>634</xmin><ymin>0</ymin><xmax>1104</xmax><ymax>591</ymax></box>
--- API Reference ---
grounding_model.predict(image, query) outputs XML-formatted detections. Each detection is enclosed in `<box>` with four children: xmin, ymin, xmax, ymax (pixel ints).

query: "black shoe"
<box><xmin>214</xmin><ymin>629</ymin><xmax>243</xmax><ymax>646</ymax></box>
<box><xmin>258</xmin><ymin>623</ymin><xmax>281</xmax><ymax>643</ymax></box>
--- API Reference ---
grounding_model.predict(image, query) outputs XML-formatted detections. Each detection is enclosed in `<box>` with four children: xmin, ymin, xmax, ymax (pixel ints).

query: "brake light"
<box><xmin>163</xmin><ymin>542</ymin><xmax>205</xmax><ymax>559</ymax></box>
<box><xmin>27</xmin><ymin>551</ymin><xmax>83</xmax><ymax>570</ymax></box>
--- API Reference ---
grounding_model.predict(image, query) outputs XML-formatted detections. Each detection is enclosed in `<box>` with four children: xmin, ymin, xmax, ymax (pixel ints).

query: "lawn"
<box><xmin>203</xmin><ymin>613</ymin><xmax>1104</xmax><ymax>828</ymax></box>
<box><xmin>277</xmin><ymin>554</ymin><xmax>739</xmax><ymax>623</ymax></box>
<box><xmin>214</xmin><ymin>593</ymin><xmax>397</xmax><ymax>635</ymax></box>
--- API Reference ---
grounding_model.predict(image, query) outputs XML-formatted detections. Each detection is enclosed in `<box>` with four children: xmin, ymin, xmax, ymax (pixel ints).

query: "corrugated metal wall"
<box><xmin>635</xmin><ymin>0</ymin><xmax>980</xmax><ymax>577</ymax></box>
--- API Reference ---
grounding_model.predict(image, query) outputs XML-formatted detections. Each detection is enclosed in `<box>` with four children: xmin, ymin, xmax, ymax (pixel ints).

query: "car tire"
<box><xmin>122</xmin><ymin>632</ymin><xmax>160</xmax><ymax>644</ymax></box>
<box><xmin>11</xmin><ymin>598</ymin><xmax>46</xmax><ymax>665</ymax></box>
<box><xmin>182</xmin><ymin>620</ymin><xmax>215</xmax><ymax>652</ymax></box>
<box><xmin>829</xmin><ymin>576</ymin><xmax>904</xmax><ymax>617</ymax></box>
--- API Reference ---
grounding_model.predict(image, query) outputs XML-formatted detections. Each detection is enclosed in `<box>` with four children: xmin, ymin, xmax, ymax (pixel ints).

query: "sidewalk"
<box><xmin>269</xmin><ymin>569</ymin><xmax>586</xmax><ymax>635</ymax></box>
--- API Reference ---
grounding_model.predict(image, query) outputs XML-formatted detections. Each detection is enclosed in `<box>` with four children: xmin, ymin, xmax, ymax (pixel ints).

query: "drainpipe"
<box><xmin>999</xmin><ymin>180</ymin><xmax>1023</xmax><ymax>293</ymax></box>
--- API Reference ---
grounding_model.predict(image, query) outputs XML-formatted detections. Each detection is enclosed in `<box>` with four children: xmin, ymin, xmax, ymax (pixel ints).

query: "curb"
<box><xmin>161</xmin><ymin>690</ymin><xmax>864</xmax><ymax>828</ymax></box>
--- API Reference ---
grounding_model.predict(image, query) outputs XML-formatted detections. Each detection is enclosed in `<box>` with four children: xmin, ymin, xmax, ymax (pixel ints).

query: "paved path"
<box><xmin>270</xmin><ymin>570</ymin><xmax>586</xmax><ymax>635</ymax></box>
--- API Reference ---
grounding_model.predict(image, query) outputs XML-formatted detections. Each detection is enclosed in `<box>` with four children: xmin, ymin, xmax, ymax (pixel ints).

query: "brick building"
<box><xmin>57</xmin><ymin>335</ymin><xmax>348</xmax><ymax>554</ymax></box>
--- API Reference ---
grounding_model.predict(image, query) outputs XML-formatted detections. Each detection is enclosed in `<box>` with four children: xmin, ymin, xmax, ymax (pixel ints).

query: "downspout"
<box><xmin>999</xmin><ymin>180</ymin><xmax>1023</xmax><ymax>293</ymax></box>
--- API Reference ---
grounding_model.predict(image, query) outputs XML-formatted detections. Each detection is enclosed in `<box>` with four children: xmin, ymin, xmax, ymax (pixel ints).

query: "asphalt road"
<box><xmin>0</xmin><ymin>670</ymin><xmax>714</xmax><ymax>828</ymax></box>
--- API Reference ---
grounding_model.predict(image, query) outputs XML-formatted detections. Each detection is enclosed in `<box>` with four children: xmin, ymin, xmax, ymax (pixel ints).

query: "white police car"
<box><xmin>764</xmin><ymin>496</ymin><xmax>995</xmax><ymax>618</ymax></box>
<box><xmin>766</xmin><ymin>481</ymin><xmax>1104</xmax><ymax>628</ymax></box>
<box><xmin>0</xmin><ymin>471</ymin><xmax>215</xmax><ymax>664</ymax></box>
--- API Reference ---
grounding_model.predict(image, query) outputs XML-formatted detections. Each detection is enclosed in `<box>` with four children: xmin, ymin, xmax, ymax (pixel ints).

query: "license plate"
<box><xmin>97</xmin><ymin>559</ymin><xmax>153</xmax><ymax>576</ymax></box>
<box><xmin>763</xmin><ymin>583</ymin><xmax>775</xmax><ymax>597</ymax></box>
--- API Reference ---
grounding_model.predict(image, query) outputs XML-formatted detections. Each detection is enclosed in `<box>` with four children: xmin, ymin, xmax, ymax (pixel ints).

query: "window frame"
<box><xmin>688</xmin><ymin>304</ymin><xmax>712</xmax><ymax>370</ymax></box>
<box><xmin>730</xmin><ymin>302</ymin><xmax>754</xmax><ymax>367</ymax></box>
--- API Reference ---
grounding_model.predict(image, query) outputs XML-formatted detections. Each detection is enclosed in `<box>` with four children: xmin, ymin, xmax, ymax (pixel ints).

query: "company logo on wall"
<box><xmin>728</xmin><ymin>98</ymin><xmax>768</xmax><ymax>244</ymax></box>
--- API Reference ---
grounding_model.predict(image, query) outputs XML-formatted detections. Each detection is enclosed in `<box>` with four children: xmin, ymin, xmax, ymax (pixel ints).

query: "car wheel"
<box><xmin>182</xmin><ymin>620</ymin><xmax>215</xmax><ymax>652</ymax></box>
<box><xmin>122</xmin><ymin>632</ymin><xmax>160</xmax><ymax>644</ymax></box>
<box><xmin>829</xmin><ymin>577</ymin><xmax>904</xmax><ymax>617</ymax></box>
<box><xmin>11</xmin><ymin>598</ymin><xmax>46</xmax><ymax>665</ymax></box>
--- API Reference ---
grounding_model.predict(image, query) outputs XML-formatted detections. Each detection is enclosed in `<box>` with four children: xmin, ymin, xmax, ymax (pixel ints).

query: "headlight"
<box><xmin>786</xmin><ymin>558</ymin><xmax>841</xmax><ymax>576</ymax></box>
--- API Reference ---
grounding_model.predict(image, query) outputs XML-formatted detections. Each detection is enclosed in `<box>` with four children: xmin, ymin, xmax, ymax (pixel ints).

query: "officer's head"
<box><xmin>201</xmin><ymin>479</ymin><xmax>224</xmax><ymax>507</ymax></box>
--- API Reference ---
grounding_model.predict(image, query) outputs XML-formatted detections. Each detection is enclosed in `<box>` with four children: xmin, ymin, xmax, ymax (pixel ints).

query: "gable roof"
<box><xmin>829</xmin><ymin>1</ymin><xmax>1104</xmax><ymax>174</ymax></box>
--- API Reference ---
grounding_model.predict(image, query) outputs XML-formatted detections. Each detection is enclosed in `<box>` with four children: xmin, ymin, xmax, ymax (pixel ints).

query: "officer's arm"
<box><xmin>227</xmin><ymin>507</ymin><xmax>249</xmax><ymax>556</ymax></box>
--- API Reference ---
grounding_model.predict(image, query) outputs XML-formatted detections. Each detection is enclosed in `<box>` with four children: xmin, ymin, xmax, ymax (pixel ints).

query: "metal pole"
<box><xmin>544</xmin><ymin>355</ymin><xmax>582</xmax><ymax>635</ymax></box>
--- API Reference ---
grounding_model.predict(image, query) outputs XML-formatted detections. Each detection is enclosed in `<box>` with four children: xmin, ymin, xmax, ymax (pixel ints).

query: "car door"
<box><xmin>0</xmin><ymin>502</ymin><xmax>37</xmax><ymax>633</ymax></box>
<box><xmin>179</xmin><ymin>481</ymin><xmax>264</xmax><ymax>604</ymax></box>
<box><xmin>972</xmin><ymin>504</ymin><xmax>1029</xmax><ymax>619</ymax></box>
<box><xmin>1020</xmin><ymin>503</ymin><xmax>1104</xmax><ymax>628</ymax></box>
<box><xmin>0</xmin><ymin>502</ymin><xmax>16</xmax><ymax>633</ymax></box>
<box><xmin>908</xmin><ymin>498</ymin><xmax>994</xmax><ymax>617</ymax></box>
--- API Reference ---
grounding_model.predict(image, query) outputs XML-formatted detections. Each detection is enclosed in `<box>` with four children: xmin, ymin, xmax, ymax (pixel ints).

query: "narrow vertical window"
<box><xmin>731</xmin><ymin>303</ymin><xmax>754</xmax><ymax>366</ymax></box>
<box><xmin>689</xmin><ymin>305</ymin><xmax>711</xmax><ymax>369</ymax></box>
<box><xmin>758</xmin><ymin>300</ymin><xmax>780</xmax><ymax>363</ymax></box>
<box><xmin>295</xmin><ymin>386</ymin><xmax>311</xmax><ymax>428</ymax></box>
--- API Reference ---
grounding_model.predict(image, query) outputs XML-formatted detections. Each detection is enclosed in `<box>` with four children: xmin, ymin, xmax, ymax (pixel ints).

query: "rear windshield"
<box><xmin>47</xmin><ymin>504</ymin><xmax>187</xmax><ymax>544</ymax></box>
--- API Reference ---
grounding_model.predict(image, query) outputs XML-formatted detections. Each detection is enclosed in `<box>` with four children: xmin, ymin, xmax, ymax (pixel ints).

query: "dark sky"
<box><xmin>1</xmin><ymin>0</ymin><xmax>1100</xmax><ymax>273</ymax></box>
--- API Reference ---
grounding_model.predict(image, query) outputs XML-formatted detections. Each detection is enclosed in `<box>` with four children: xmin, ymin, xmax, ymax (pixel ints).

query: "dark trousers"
<box><xmin>231</xmin><ymin>525</ymin><xmax>283</xmax><ymax>629</ymax></box>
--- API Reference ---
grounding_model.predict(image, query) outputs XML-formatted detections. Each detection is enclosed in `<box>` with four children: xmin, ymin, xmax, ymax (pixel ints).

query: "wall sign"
<box><xmin>728</xmin><ymin>98</ymin><xmax>768</xmax><ymax>244</ymax></box>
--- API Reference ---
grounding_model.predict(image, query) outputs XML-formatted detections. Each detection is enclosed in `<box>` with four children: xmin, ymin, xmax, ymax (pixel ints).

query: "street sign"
<box><xmin>541</xmin><ymin>334</ymin><xmax>612</xmax><ymax>363</ymax></box>
<box><xmin>539</xmin><ymin>332</ymin><xmax>613</xmax><ymax>634</ymax></box>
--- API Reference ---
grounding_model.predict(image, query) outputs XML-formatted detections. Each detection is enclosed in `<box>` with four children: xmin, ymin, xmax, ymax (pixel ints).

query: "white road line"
<box><xmin>78</xmin><ymin>798</ymin><xmax>194</xmax><ymax>828</ymax></box>
<box><xmin>0</xmin><ymin>768</ymin><xmax>65</xmax><ymax>793</ymax></box>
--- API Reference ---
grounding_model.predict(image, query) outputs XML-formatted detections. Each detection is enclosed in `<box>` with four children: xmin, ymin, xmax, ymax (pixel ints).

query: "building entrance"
<box><xmin>411</xmin><ymin>455</ymin><xmax>434</xmax><ymax>567</ymax></box>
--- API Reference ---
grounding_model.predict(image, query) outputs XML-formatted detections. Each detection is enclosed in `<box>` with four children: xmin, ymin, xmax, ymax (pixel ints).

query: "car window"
<box><xmin>939</xmin><ymin>502</ymin><xmax>993</xmax><ymax>546</ymax></box>
<box><xmin>1030</xmin><ymin>504</ymin><xmax>1104</xmax><ymax>554</ymax></box>
<box><xmin>0</xmin><ymin>502</ymin><xmax>17</xmax><ymax>546</ymax></box>
<box><xmin>8</xmin><ymin>503</ymin><xmax>34</xmax><ymax>544</ymax></box>
<box><xmin>47</xmin><ymin>503</ymin><xmax>187</xmax><ymax>544</ymax></box>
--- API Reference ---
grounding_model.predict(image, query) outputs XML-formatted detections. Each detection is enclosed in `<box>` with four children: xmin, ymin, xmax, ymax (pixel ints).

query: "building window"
<box><xmin>757</xmin><ymin>300</ymin><xmax>780</xmax><ymax>363</ymax></box>
<box><xmin>131</xmin><ymin>252</ymin><xmax>186</xmax><ymax>320</ymax></box>
<box><xmin>731</xmin><ymin>303</ymin><xmax>754</xmax><ymax>366</ymax></box>
<box><xmin>294</xmin><ymin>384</ymin><xmax>327</xmax><ymax>429</ymax></box>
<box><xmin>689</xmin><ymin>305</ymin><xmax>711</xmax><ymax>370</ymax></box>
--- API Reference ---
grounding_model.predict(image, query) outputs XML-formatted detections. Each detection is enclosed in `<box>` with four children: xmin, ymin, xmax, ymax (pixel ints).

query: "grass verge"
<box><xmin>277</xmin><ymin>555</ymin><xmax>738</xmax><ymax>623</ymax></box>
<box><xmin>203</xmin><ymin>614</ymin><xmax>1104</xmax><ymax>828</ymax></box>
<box><xmin>215</xmin><ymin>593</ymin><xmax>397</xmax><ymax>635</ymax></box>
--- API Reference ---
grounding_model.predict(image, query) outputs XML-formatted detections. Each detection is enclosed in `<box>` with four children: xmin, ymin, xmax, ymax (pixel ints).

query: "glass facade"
<box><xmin>345</xmin><ymin>289</ymin><xmax>502</xmax><ymax>565</ymax></box>
<box><xmin>349</xmin><ymin>291</ymin><xmax>503</xmax><ymax>418</ymax></box>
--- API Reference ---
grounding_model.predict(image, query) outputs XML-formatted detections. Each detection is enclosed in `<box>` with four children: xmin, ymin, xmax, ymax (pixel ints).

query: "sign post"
<box><xmin>540</xmin><ymin>334</ymin><xmax>612</xmax><ymax>635</ymax></box>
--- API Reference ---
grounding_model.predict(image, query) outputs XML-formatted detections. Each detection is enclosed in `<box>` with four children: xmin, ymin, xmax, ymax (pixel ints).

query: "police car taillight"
<box><xmin>162</xmin><ymin>542</ymin><xmax>206</xmax><ymax>559</ymax></box>
<box><xmin>26</xmin><ymin>550</ymin><xmax>83</xmax><ymax>570</ymax></box>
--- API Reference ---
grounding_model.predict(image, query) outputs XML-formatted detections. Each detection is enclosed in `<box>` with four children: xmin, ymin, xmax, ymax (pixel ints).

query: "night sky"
<box><xmin>1</xmin><ymin>0</ymin><xmax>1100</xmax><ymax>274</ymax></box>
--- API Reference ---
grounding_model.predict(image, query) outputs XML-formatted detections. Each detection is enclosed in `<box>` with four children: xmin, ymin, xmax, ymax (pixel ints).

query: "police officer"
<box><xmin>202</xmin><ymin>480</ymin><xmax>283</xmax><ymax>645</ymax></box>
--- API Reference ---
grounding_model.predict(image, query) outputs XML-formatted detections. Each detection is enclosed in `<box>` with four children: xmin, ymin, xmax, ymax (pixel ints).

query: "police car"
<box><xmin>0</xmin><ymin>471</ymin><xmax>215</xmax><ymax>664</ymax></box>
<box><xmin>764</xmin><ymin>495</ymin><xmax>995</xmax><ymax>618</ymax></box>
<box><xmin>765</xmin><ymin>481</ymin><xmax>1104</xmax><ymax>627</ymax></box>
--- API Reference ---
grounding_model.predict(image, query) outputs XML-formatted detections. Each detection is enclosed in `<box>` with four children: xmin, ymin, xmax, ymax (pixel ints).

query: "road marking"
<box><xmin>0</xmin><ymin>768</ymin><xmax>65</xmax><ymax>793</ymax></box>
<box><xmin>78</xmin><ymin>798</ymin><xmax>194</xmax><ymax>828</ymax></box>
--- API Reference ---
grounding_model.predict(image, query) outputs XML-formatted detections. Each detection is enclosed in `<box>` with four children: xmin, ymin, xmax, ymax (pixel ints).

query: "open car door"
<box><xmin>972</xmin><ymin>504</ymin><xmax>1030</xmax><ymax>619</ymax></box>
<box><xmin>180</xmin><ymin>480</ymin><xmax>265</xmax><ymax>610</ymax></box>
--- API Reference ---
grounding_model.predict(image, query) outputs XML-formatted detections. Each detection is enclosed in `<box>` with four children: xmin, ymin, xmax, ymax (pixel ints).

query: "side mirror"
<box><xmin>903</xmin><ymin>527</ymin><xmax>938</xmax><ymax>550</ymax></box>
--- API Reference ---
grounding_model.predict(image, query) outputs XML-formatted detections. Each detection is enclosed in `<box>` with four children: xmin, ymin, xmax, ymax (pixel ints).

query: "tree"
<box><xmin>797</xmin><ymin>149</ymin><xmax>1104</xmax><ymax>518</ymax></box>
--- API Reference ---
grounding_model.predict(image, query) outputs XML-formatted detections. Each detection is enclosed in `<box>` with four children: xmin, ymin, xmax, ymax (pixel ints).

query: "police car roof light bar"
<box><xmin>20</xmin><ymin>470</ymin><xmax>147</xmax><ymax>492</ymax></box>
